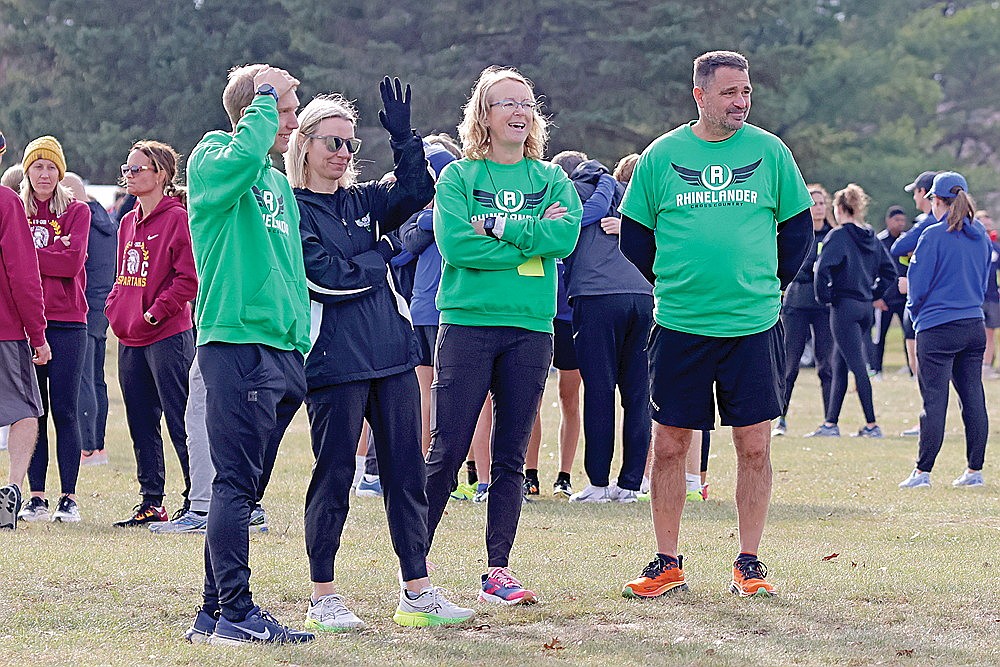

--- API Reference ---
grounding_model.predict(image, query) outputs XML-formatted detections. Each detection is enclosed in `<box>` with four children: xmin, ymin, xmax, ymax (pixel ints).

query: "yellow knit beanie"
<box><xmin>22</xmin><ymin>135</ymin><xmax>67</xmax><ymax>180</ymax></box>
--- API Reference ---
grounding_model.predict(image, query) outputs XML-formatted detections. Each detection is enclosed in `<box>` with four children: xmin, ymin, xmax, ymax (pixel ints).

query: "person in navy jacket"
<box><xmin>286</xmin><ymin>82</ymin><xmax>473</xmax><ymax>630</ymax></box>
<box><xmin>898</xmin><ymin>172</ymin><xmax>992</xmax><ymax>489</ymax></box>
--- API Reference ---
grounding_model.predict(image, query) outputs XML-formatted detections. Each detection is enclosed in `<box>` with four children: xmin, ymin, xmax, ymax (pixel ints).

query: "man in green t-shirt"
<box><xmin>618</xmin><ymin>50</ymin><xmax>813</xmax><ymax>600</ymax></box>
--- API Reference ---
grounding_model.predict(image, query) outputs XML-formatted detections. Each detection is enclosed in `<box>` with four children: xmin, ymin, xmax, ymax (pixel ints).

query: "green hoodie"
<box><xmin>187</xmin><ymin>96</ymin><xmax>310</xmax><ymax>354</ymax></box>
<box><xmin>433</xmin><ymin>158</ymin><xmax>581</xmax><ymax>333</ymax></box>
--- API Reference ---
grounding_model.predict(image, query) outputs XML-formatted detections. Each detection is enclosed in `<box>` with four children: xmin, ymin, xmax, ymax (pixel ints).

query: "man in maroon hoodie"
<box><xmin>0</xmin><ymin>130</ymin><xmax>51</xmax><ymax>531</ymax></box>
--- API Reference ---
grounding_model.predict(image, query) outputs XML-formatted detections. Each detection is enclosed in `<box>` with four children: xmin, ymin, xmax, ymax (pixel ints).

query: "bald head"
<box><xmin>61</xmin><ymin>172</ymin><xmax>89</xmax><ymax>202</ymax></box>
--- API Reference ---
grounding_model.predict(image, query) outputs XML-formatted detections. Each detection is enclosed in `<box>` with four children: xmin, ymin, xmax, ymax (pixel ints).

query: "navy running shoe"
<box><xmin>184</xmin><ymin>608</ymin><xmax>218</xmax><ymax>643</ymax></box>
<box><xmin>210</xmin><ymin>606</ymin><xmax>315</xmax><ymax>645</ymax></box>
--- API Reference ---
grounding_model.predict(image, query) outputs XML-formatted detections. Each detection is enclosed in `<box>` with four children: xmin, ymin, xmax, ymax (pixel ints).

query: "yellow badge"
<box><xmin>517</xmin><ymin>256</ymin><xmax>544</xmax><ymax>277</ymax></box>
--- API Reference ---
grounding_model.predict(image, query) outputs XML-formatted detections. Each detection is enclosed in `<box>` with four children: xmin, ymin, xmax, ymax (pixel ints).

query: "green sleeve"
<box><xmin>773</xmin><ymin>139</ymin><xmax>813</xmax><ymax>222</ymax></box>
<box><xmin>433</xmin><ymin>165</ymin><xmax>533</xmax><ymax>270</ymax></box>
<box><xmin>188</xmin><ymin>96</ymin><xmax>278</xmax><ymax>210</ymax></box>
<box><xmin>500</xmin><ymin>170</ymin><xmax>582</xmax><ymax>258</ymax></box>
<box><xmin>619</xmin><ymin>149</ymin><xmax>657</xmax><ymax>230</ymax></box>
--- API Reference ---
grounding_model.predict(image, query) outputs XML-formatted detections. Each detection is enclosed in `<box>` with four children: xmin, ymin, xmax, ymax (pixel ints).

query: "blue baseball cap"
<box><xmin>927</xmin><ymin>171</ymin><xmax>969</xmax><ymax>200</ymax></box>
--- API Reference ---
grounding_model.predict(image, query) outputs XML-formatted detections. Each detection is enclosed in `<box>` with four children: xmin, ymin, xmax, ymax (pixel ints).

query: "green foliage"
<box><xmin>1</xmin><ymin>0</ymin><xmax>998</xmax><ymax>219</ymax></box>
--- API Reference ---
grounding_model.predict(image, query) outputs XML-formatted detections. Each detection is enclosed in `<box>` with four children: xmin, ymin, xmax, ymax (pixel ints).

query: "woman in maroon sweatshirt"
<box><xmin>17</xmin><ymin>136</ymin><xmax>91</xmax><ymax>524</ymax></box>
<box><xmin>105</xmin><ymin>140</ymin><xmax>198</xmax><ymax>528</ymax></box>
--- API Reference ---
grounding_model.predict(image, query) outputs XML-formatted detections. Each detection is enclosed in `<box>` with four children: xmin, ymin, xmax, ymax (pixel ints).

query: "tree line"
<box><xmin>2</xmin><ymin>0</ymin><xmax>998</xmax><ymax>220</ymax></box>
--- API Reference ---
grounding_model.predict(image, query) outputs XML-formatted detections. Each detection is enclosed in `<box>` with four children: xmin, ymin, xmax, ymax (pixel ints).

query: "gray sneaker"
<box><xmin>899</xmin><ymin>469</ymin><xmax>931</xmax><ymax>488</ymax></box>
<box><xmin>18</xmin><ymin>496</ymin><xmax>50</xmax><ymax>522</ymax></box>
<box><xmin>0</xmin><ymin>484</ymin><xmax>22</xmax><ymax>530</ymax></box>
<box><xmin>771</xmin><ymin>417</ymin><xmax>787</xmax><ymax>437</ymax></box>
<box><xmin>900</xmin><ymin>425</ymin><xmax>920</xmax><ymax>437</ymax></box>
<box><xmin>854</xmin><ymin>425</ymin><xmax>883</xmax><ymax>438</ymax></box>
<box><xmin>804</xmin><ymin>423</ymin><xmax>840</xmax><ymax>437</ymax></box>
<box><xmin>393</xmin><ymin>586</ymin><xmax>475</xmax><ymax>627</ymax></box>
<box><xmin>249</xmin><ymin>505</ymin><xmax>268</xmax><ymax>533</ymax></box>
<box><xmin>952</xmin><ymin>470</ymin><xmax>984</xmax><ymax>487</ymax></box>
<box><xmin>149</xmin><ymin>509</ymin><xmax>208</xmax><ymax>534</ymax></box>
<box><xmin>304</xmin><ymin>593</ymin><xmax>365</xmax><ymax>632</ymax></box>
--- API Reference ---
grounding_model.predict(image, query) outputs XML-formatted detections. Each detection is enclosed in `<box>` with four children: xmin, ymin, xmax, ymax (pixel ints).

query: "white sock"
<box><xmin>685</xmin><ymin>473</ymin><xmax>701</xmax><ymax>493</ymax></box>
<box><xmin>352</xmin><ymin>455</ymin><xmax>365</xmax><ymax>488</ymax></box>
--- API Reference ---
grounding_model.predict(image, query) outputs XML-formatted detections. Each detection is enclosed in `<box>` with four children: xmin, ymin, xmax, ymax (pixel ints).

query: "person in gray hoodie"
<box><xmin>809</xmin><ymin>184</ymin><xmax>896</xmax><ymax>438</ymax></box>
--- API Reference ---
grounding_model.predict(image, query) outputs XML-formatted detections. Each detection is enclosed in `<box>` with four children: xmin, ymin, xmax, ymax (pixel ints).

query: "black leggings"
<box><xmin>28</xmin><ymin>323</ymin><xmax>87</xmax><ymax>495</ymax></box>
<box><xmin>826</xmin><ymin>299</ymin><xmax>876</xmax><ymax>424</ymax></box>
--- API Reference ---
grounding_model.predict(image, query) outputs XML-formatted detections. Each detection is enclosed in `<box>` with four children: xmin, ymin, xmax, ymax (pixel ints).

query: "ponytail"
<box><xmin>945</xmin><ymin>189</ymin><xmax>977</xmax><ymax>232</ymax></box>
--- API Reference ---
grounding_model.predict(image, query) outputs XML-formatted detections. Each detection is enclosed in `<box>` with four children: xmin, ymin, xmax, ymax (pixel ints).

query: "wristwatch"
<box><xmin>484</xmin><ymin>217</ymin><xmax>498</xmax><ymax>238</ymax></box>
<box><xmin>256</xmin><ymin>83</ymin><xmax>279</xmax><ymax>102</ymax></box>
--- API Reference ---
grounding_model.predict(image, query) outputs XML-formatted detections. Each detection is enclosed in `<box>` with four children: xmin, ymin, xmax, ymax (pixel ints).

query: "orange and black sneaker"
<box><xmin>730</xmin><ymin>555</ymin><xmax>776</xmax><ymax>598</ymax></box>
<box><xmin>113</xmin><ymin>501</ymin><xmax>168</xmax><ymax>528</ymax></box>
<box><xmin>622</xmin><ymin>554</ymin><xmax>688</xmax><ymax>599</ymax></box>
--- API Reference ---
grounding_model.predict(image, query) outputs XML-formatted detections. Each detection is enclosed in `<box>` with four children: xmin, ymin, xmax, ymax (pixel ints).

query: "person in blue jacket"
<box><xmin>898</xmin><ymin>172</ymin><xmax>991</xmax><ymax>489</ymax></box>
<box><xmin>286</xmin><ymin>81</ymin><xmax>473</xmax><ymax>630</ymax></box>
<box><xmin>809</xmin><ymin>184</ymin><xmax>896</xmax><ymax>438</ymax></box>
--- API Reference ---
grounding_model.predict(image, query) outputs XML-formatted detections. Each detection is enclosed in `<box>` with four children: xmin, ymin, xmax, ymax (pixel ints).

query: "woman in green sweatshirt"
<box><xmin>423</xmin><ymin>66</ymin><xmax>581</xmax><ymax>607</ymax></box>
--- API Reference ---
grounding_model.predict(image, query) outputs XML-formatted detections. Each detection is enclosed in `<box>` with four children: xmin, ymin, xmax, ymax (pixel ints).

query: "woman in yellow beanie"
<box><xmin>17</xmin><ymin>135</ymin><xmax>92</xmax><ymax>524</ymax></box>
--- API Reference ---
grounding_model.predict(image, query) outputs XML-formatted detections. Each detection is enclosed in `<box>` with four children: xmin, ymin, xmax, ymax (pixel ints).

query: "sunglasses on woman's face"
<box><xmin>120</xmin><ymin>164</ymin><xmax>156</xmax><ymax>176</ymax></box>
<box><xmin>305</xmin><ymin>134</ymin><xmax>362</xmax><ymax>154</ymax></box>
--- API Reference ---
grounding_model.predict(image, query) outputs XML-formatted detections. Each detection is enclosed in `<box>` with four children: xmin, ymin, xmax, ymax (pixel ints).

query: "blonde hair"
<box><xmin>223</xmin><ymin>64</ymin><xmax>268</xmax><ymax>129</ymax></box>
<box><xmin>285</xmin><ymin>94</ymin><xmax>360</xmax><ymax>190</ymax></box>
<box><xmin>833</xmin><ymin>183</ymin><xmax>870</xmax><ymax>223</ymax></box>
<box><xmin>22</xmin><ymin>169</ymin><xmax>74</xmax><ymax>219</ymax></box>
<box><xmin>123</xmin><ymin>140</ymin><xmax>187</xmax><ymax>206</ymax></box>
<box><xmin>938</xmin><ymin>190</ymin><xmax>978</xmax><ymax>233</ymax></box>
<box><xmin>457</xmin><ymin>66</ymin><xmax>548</xmax><ymax>161</ymax></box>
<box><xmin>807</xmin><ymin>183</ymin><xmax>838</xmax><ymax>228</ymax></box>
<box><xmin>613</xmin><ymin>154</ymin><xmax>640</xmax><ymax>184</ymax></box>
<box><xmin>1</xmin><ymin>164</ymin><xmax>23</xmax><ymax>191</ymax></box>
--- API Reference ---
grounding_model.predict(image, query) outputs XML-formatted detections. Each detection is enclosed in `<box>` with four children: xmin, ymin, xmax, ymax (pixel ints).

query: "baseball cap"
<box><xmin>886</xmin><ymin>205</ymin><xmax>907</xmax><ymax>218</ymax></box>
<box><xmin>927</xmin><ymin>171</ymin><xmax>968</xmax><ymax>200</ymax></box>
<box><xmin>904</xmin><ymin>170</ymin><xmax>937</xmax><ymax>193</ymax></box>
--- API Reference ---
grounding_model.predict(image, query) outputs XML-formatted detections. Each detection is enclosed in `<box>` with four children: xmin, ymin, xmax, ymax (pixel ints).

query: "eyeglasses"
<box><xmin>489</xmin><ymin>99</ymin><xmax>538</xmax><ymax>112</ymax></box>
<box><xmin>121</xmin><ymin>164</ymin><xmax>156</xmax><ymax>176</ymax></box>
<box><xmin>305</xmin><ymin>134</ymin><xmax>362</xmax><ymax>154</ymax></box>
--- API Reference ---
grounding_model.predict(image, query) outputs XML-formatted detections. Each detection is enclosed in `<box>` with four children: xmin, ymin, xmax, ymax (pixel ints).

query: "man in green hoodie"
<box><xmin>183</xmin><ymin>64</ymin><xmax>314</xmax><ymax>645</ymax></box>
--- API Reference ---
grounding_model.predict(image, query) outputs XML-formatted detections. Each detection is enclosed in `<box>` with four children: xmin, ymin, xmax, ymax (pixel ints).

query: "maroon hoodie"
<box><xmin>105</xmin><ymin>195</ymin><xmax>197</xmax><ymax>346</ymax></box>
<box><xmin>30</xmin><ymin>196</ymin><xmax>90</xmax><ymax>323</ymax></box>
<box><xmin>0</xmin><ymin>186</ymin><xmax>46</xmax><ymax>346</ymax></box>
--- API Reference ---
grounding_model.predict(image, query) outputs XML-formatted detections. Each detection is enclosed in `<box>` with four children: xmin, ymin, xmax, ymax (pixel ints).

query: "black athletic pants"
<box><xmin>79</xmin><ymin>313</ymin><xmax>110</xmax><ymax>452</ymax></box>
<box><xmin>425</xmin><ymin>325</ymin><xmax>551</xmax><ymax>568</ymax></box>
<box><xmin>780</xmin><ymin>306</ymin><xmax>833</xmax><ymax>417</ymax></box>
<box><xmin>119</xmin><ymin>329</ymin><xmax>194</xmax><ymax>505</ymax></box>
<box><xmin>28</xmin><ymin>323</ymin><xmax>86</xmax><ymax>495</ymax></box>
<box><xmin>304</xmin><ymin>371</ymin><xmax>429</xmax><ymax>583</ymax></box>
<box><xmin>571</xmin><ymin>293</ymin><xmax>652</xmax><ymax>491</ymax></box>
<box><xmin>199</xmin><ymin>343</ymin><xmax>305</xmax><ymax>622</ymax></box>
<box><xmin>916</xmin><ymin>318</ymin><xmax>988</xmax><ymax>472</ymax></box>
<box><xmin>871</xmin><ymin>299</ymin><xmax>907</xmax><ymax>374</ymax></box>
<box><xmin>826</xmin><ymin>298</ymin><xmax>877</xmax><ymax>425</ymax></box>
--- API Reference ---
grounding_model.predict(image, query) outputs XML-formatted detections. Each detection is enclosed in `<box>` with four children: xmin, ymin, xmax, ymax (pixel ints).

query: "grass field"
<box><xmin>1</xmin><ymin>344</ymin><xmax>998</xmax><ymax>666</ymax></box>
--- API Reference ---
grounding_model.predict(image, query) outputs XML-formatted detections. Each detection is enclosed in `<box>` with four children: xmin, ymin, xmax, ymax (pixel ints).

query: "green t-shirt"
<box><xmin>620</xmin><ymin>122</ymin><xmax>812</xmax><ymax>337</ymax></box>
<box><xmin>433</xmin><ymin>158</ymin><xmax>581</xmax><ymax>333</ymax></box>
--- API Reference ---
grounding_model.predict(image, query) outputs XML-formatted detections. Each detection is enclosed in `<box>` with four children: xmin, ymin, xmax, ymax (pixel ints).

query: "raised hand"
<box><xmin>252</xmin><ymin>66</ymin><xmax>300</xmax><ymax>99</ymax></box>
<box><xmin>378</xmin><ymin>76</ymin><xmax>412</xmax><ymax>141</ymax></box>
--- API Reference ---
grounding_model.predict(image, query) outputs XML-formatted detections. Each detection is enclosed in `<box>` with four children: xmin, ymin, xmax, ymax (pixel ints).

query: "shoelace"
<box><xmin>170</xmin><ymin>507</ymin><xmax>189</xmax><ymax>521</ymax></box>
<box><xmin>490</xmin><ymin>568</ymin><xmax>522</xmax><ymax>589</ymax></box>
<box><xmin>642</xmin><ymin>556</ymin><xmax>679</xmax><ymax>578</ymax></box>
<box><xmin>735</xmin><ymin>558</ymin><xmax>768</xmax><ymax>581</ymax></box>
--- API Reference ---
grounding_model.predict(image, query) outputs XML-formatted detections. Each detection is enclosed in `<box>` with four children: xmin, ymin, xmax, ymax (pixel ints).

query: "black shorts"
<box><xmin>552</xmin><ymin>318</ymin><xmax>579</xmax><ymax>371</ymax></box>
<box><xmin>0</xmin><ymin>340</ymin><xmax>43</xmax><ymax>426</ymax></box>
<box><xmin>983</xmin><ymin>301</ymin><xmax>1000</xmax><ymax>329</ymax></box>
<box><xmin>648</xmin><ymin>322</ymin><xmax>784</xmax><ymax>430</ymax></box>
<box><xmin>414</xmin><ymin>325</ymin><xmax>438</xmax><ymax>367</ymax></box>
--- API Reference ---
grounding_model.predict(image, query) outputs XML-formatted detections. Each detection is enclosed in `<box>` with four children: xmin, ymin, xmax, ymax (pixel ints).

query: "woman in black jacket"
<box><xmin>809</xmin><ymin>183</ymin><xmax>896</xmax><ymax>438</ymax></box>
<box><xmin>286</xmin><ymin>80</ymin><xmax>473</xmax><ymax>630</ymax></box>
<box><xmin>773</xmin><ymin>184</ymin><xmax>836</xmax><ymax>437</ymax></box>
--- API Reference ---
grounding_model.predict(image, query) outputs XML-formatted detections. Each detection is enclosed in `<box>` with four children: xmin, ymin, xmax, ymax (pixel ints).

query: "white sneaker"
<box><xmin>639</xmin><ymin>476</ymin><xmax>650</xmax><ymax>494</ymax></box>
<box><xmin>393</xmin><ymin>586</ymin><xmax>475</xmax><ymax>627</ymax></box>
<box><xmin>304</xmin><ymin>594</ymin><xmax>365</xmax><ymax>632</ymax></box>
<box><xmin>898</xmin><ymin>469</ymin><xmax>931</xmax><ymax>489</ymax></box>
<box><xmin>569</xmin><ymin>484</ymin><xmax>616</xmax><ymax>503</ymax></box>
<box><xmin>952</xmin><ymin>470</ymin><xmax>984</xmax><ymax>487</ymax></box>
<box><xmin>614</xmin><ymin>487</ymin><xmax>639</xmax><ymax>503</ymax></box>
<box><xmin>51</xmin><ymin>495</ymin><xmax>81</xmax><ymax>522</ymax></box>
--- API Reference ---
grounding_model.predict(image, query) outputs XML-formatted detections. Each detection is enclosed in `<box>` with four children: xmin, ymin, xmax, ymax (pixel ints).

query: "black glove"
<box><xmin>378</xmin><ymin>76</ymin><xmax>412</xmax><ymax>142</ymax></box>
<box><xmin>374</xmin><ymin>234</ymin><xmax>400</xmax><ymax>263</ymax></box>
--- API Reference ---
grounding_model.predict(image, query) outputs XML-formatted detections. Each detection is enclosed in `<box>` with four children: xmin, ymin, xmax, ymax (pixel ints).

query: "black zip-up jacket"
<box><xmin>297</xmin><ymin>133</ymin><xmax>433</xmax><ymax>389</ymax></box>
<box><xmin>814</xmin><ymin>223</ymin><xmax>896</xmax><ymax>305</ymax></box>
<box><xmin>84</xmin><ymin>200</ymin><xmax>119</xmax><ymax>332</ymax></box>
<box><xmin>875</xmin><ymin>228</ymin><xmax>906</xmax><ymax>305</ymax></box>
<box><xmin>782</xmin><ymin>222</ymin><xmax>832</xmax><ymax>310</ymax></box>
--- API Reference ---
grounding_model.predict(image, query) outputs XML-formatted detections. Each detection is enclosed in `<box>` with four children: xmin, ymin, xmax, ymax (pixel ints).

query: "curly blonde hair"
<box><xmin>457</xmin><ymin>66</ymin><xmax>548</xmax><ymax>161</ymax></box>
<box><xmin>285</xmin><ymin>94</ymin><xmax>360</xmax><ymax>190</ymax></box>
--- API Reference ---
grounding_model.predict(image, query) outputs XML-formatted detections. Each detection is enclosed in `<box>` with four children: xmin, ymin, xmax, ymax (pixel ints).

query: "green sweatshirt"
<box><xmin>187</xmin><ymin>96</ymin><xmax>310</xmax><ymax>354</ymax></box>
<box><xmin>433</xmin><ymin>158</ymin><xmax>581</xmax><ymax>333</ymax></box>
